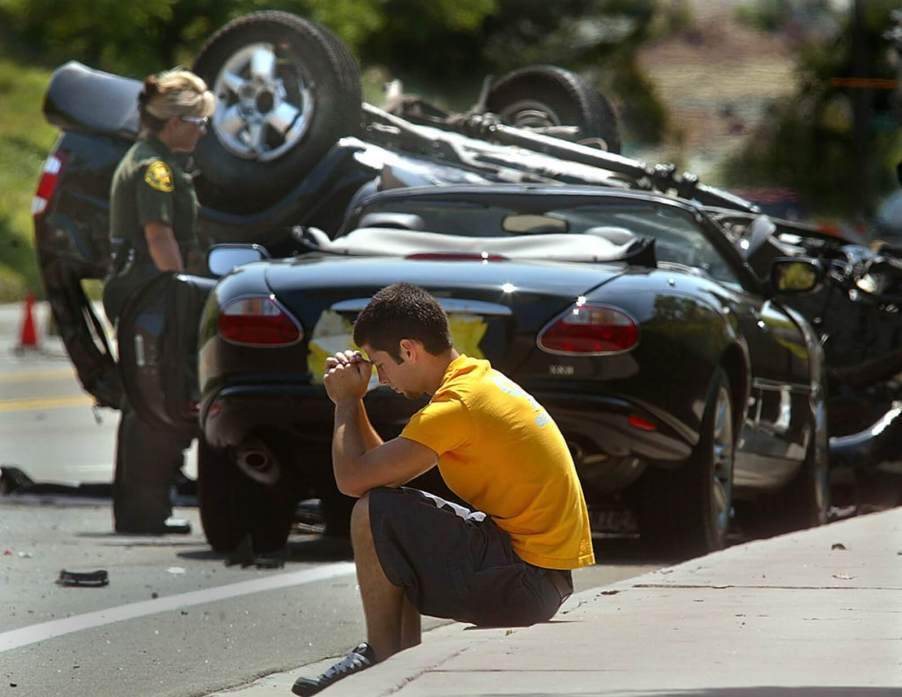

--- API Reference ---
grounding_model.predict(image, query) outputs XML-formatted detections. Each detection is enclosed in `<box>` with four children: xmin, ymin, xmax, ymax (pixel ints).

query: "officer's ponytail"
<box><xmin>138</xmin><ymin>75</ymin><xmax>168</xmax><ymax>135</ymax></box>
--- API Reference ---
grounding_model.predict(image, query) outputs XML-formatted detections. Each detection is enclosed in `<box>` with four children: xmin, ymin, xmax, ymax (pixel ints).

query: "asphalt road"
<box><xmin>0</xmin><ymin>308</ymin><xmax>667</xmax><ymax>697</ymax></box>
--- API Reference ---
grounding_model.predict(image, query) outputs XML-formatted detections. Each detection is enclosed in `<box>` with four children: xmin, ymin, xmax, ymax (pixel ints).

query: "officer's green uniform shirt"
<box><xmin>109</xmin><ymin>136</ymin><xmax>198</xmax><ymax>266</ymax></box>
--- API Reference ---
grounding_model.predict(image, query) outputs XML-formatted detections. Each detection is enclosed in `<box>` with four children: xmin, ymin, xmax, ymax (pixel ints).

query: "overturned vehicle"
<box><xmin>32</xmin><ymin>11</ymin><xmax>900</xmax><ymax>554</ymax></box>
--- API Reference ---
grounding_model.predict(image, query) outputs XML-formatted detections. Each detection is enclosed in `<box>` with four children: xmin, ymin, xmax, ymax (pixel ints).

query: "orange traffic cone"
<box><xmin>17</xmin><ymin>293</ymin><xmax>39</xmax><ymax>351</ymax></box>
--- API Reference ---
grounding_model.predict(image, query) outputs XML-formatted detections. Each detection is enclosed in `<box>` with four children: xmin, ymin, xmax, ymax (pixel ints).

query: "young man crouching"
<box><xmin>292</xmin><ymin>283</ymin><xmax>595</xmax><ymax>696</ymax></box>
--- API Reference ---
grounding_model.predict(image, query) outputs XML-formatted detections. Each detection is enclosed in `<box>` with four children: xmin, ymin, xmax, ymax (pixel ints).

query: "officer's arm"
<box><xmin>145</xmin><ymin>222</ymin><xmax>184</xmax><ymax>272</ymax></box>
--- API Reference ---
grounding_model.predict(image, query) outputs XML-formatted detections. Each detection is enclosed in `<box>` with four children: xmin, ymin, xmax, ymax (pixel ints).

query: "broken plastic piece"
<box><xmin>57</xmin><ymin>569</ymin><xmax>109</xmax><ymax>587</ymax></box>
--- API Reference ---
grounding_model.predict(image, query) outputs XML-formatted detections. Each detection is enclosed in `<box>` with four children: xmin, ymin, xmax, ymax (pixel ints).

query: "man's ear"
<box><xmin>398</xmin><ymin>338</ymin><xmax>419</xmax><ymax>363</ymax></box>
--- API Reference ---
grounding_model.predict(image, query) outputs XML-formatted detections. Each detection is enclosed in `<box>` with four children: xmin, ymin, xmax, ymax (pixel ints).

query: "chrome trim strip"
<box><xmin>752</xmin><ymin>377</ymin><xmax>811</xmax><ymax>395</ymax></box>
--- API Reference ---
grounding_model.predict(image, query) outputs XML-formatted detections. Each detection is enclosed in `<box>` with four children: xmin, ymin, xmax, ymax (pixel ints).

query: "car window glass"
<box><xmin>356</xmin><ymin>199</ymin><xmax>741</xmax><ymax>284</ymax></box>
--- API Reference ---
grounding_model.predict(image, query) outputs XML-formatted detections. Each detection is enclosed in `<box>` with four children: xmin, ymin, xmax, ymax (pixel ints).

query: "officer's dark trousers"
<box><xmin>113</xmin><ymin>401</ymin><xmax>193</xmax><ymax>533</ymax></box>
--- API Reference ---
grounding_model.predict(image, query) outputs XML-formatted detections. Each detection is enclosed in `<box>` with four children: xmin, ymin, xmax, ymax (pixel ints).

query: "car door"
<box><xmin>720</xmin><ymin>282</ymin><xmax>813</xmax><ymax>489</ymax></box>
<box><xmin>115</xmin><ymin>272</ymin><xmax>216</xmax><ymax>433</ymax></box>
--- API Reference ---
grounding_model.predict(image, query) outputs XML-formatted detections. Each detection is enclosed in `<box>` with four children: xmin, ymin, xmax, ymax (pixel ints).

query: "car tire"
<box><xmin>197</xmin><ymin>438</ymin><xmax>294</xmax><ymax>553</ymax></box>
<box><xmin>638</xmin><ymin>368</ymin><xmax>735</xmax><ymax>557</ymax></box>
<box><xmin>197</xmin><ymin>438</ymin><xmax>246</xmax><ymax>552</ymax></box>
<box><xmin>321</xmin><ymin>491</ymin><xmax>355</xmax><ymax>537</ymax></box>
<box><xmin>192</xmin><ymin>11</ymin><xmax>362</xmax><ymax>210</ymax></box>
<box><xmin>485</xmin><ymin>65</ymin><xmax>621</xmax><ymax>154</ymax></box>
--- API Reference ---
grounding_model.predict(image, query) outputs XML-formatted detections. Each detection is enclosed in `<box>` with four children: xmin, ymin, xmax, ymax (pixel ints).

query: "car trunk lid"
<box><xmin>265</xmin><ymin>255</ymin><xmax>626</xmax><ymax>375</ymax></box>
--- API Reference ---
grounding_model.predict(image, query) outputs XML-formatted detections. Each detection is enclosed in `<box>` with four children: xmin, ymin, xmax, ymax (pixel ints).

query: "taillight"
<box><xmin>538</xmin><ymin>302</ymin><xmax>638</xmax><ymax>355</ymax></box>
<box><xmin>32</xmin><ymin>151</ymin><xmax>67</xmax><ymax>219</ymax></box>
<box><xmin>218</xmin><ymin>296</ymin><xmax>303</xmax><ymax>346</ymax></box>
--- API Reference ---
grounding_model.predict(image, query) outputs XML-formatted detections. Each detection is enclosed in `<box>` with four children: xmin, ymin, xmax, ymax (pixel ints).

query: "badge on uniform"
<box><xmin>144</xmin><ymin>160</ymin><xmax>174</xmax><ymax>192</ymax></box>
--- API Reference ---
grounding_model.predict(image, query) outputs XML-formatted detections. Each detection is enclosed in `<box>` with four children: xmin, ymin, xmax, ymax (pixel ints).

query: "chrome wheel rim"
<box><xmin>710</xmin><ymin>385</ymin><xmax>734</xmax><ymax>537</ymax></box>
<box><xmin>498</xmin><ymin>100</ymin><xmax>562</xmax><ymax>129</ymax></box>
<box><xmin>212</xmin><ymin>43</ymin><xmax>314</xmax><ymax>161</ymax></box>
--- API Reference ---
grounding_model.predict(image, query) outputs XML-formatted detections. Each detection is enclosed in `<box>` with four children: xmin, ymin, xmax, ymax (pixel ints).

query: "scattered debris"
<box><xmin>17</xmin><ymin>552</ymin><xmax>31</xmax><ymax>559</ymax></box>
<box><xmin>1</xmin><ymin>465</ymin><xmax>112</xmax><ymax>499</ymax></box>
<box><xmin>831</xmin><ymin>543</ymin><xmax>847</xmax><ymax>551</ymax></box>
<box><xmin>225</xmin><ymin>535</ymin><xmax>287</xmax><ymax>569</ymax></box>
<box><xmin>253</xmin><ymin>551</ymin><xmax>286</xmax><ymax>569</ymax></box>
<box><xmin>225</xmin><ymin>535</ymin><xmax>254</xmax><ymax>568</ymax></box>
<box><xmin>57</xmin><ymin>569</ymin><xmax>109</xmax><ymax>587</ymax></box>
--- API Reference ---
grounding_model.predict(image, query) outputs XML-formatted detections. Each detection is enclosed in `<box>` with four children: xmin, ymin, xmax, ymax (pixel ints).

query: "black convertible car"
<box><xmin>32</xmin><ymin>10</ymin><xmax>849</xmax><ymax>556</ymax></box>
<box><xmin>111</xmin><ymin>184</ymin><xmax>830</xmax><ymax>557</ymax></box>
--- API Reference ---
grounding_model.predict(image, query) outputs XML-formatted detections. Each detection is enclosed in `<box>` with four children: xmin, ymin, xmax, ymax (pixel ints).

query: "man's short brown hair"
<box><xmin>353</xmin><ymin>283</ymin><xmax>452</xmax><ymax>363</ymax></box>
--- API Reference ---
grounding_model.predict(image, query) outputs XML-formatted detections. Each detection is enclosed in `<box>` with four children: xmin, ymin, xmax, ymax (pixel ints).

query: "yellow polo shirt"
<box><xmin>400</xmin><ymin>355</ymin><xmax>595</xmax><ymax>570</ymax></box>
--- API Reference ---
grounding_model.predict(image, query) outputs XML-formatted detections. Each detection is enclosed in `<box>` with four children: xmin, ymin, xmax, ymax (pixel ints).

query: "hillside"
<box><xmin>637</xmin><ymin>11</ymin><xmax>797</xmax><ymax>181</ymax></box>
<box><xmin>0</xmin><ymin>55</ymin><xmax>57</xmax><ymax>300</ymax></box>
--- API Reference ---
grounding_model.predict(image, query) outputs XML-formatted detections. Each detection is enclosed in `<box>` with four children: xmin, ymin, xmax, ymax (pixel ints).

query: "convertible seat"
<box><xmin>318</xmin><ymin>227</ymin><xmax>639</xmax><ymax>263</ymax></box>
<box><xmin>44</xmin><ymin>61</ymin><xmax>141</xmax><ymax>139</ymax></box>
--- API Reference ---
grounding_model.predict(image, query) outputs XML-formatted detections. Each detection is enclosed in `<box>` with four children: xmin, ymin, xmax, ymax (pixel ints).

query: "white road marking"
<box><xmin>0</xmin><ymin>562</ymin><xmax>356</xmax><ymax>653</ymax></box>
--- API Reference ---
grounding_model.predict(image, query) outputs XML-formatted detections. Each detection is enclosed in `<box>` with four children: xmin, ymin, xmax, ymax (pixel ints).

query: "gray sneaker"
<box><xmin>291</xmin><ymin>642</ymin><xmax>376</xmax><ymax>696</ymax></box>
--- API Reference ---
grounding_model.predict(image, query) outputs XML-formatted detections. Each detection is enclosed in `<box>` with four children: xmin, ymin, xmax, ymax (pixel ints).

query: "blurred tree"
<box><xmin>0</xmin><ymin>0</ymin><xmax>681</xmax><ymax>143</ymax></box>
<box><xmin>723</xmin><ymin>0</ymin><xmax>902</xmax><ymax>217</ymax></box>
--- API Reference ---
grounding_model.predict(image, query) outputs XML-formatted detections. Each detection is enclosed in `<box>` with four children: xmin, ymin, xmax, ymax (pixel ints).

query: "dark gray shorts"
<box><xmin>368</xmin><ymin>486</ymin><xmax>573</xmax><ymax>627</ymax></box>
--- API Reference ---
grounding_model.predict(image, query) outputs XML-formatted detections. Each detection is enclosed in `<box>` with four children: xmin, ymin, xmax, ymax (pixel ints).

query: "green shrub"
<box><xmin>0</xmin><ymin>54</ymin><xmax>56</xmax><ymax>300</ymax></box>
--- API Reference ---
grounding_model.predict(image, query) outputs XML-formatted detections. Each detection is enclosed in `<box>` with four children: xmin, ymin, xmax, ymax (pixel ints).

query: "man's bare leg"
<box><xmin>350</xmin><ymin>494</ymin><xmax>412</xmax><ymax>661</ymax></box>
<box><xmin>400</xmin><ymin>594</ymin><xmax>422</xmax><ymax>651</ymax></box>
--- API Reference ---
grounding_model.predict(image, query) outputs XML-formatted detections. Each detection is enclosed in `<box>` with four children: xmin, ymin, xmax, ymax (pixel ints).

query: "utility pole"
<box><xmin>850</xmin><ymin>0</ymin><xmax>873</xmax><ymax>219</ymax></box>
<box><xmin>886</xmin><ymin>10</ymin><xmax>902</xmax><ymax>185</ymax></box>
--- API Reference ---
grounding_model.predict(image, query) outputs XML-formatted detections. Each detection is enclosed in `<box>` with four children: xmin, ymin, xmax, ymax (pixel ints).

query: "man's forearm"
<box><xmin>332</xmin><ymin>398</ymin><xmax>383</xmax><ymax>493</ymax></box>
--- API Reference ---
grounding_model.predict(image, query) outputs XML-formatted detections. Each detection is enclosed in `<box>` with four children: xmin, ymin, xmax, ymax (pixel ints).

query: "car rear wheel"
<box><xmin>485</xmin><ymin>65</ymin><xmax>621</xmax><ymax>153</ymax></box>
<box><xmin>639</xmin><ymin>368</ymin><xmax>735</xmax><ymax>557</ymax></box>
<box><xmin>192</xmin><ymin>10</ymin><xmax>362</xmax><ymax>210</ymax></box>
<box><xmin>197</xmin><ymin>438</ymin><xmax>245</xmax><ymax>552</ymax></box>
<box><xmin>197</xmin><ymin>438</ymin><xmax>294</xmax><ymax>553</ymax></box>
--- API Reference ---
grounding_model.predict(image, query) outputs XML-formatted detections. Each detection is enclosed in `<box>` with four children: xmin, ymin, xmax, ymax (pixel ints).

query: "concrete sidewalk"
<box><xmin>244</xmin><ymin>507</ymin><xmax>902</xmax><ymax>697</ymax></box>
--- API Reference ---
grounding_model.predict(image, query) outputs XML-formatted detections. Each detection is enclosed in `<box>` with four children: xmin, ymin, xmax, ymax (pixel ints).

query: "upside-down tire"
<box><xmin>485</xmin><ymin>65</ymin><xmax>622</xmax><ymax>154</ymax></box>
<box><xmin>192</xmin><ymin>11</ymin><xmax>362</xmax><ymax>209</ymax></box>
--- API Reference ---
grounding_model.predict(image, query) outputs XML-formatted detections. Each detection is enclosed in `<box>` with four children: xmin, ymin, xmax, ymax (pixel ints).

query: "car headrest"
<box><xmin>357</xmin><ymin>212</ymin><xmax>427</xmax><ymax>230</ymax></box>
<box><xmin>583</xmin><ymin>226</ymin><xmax>636</xmax><ymax>245</ymax></box>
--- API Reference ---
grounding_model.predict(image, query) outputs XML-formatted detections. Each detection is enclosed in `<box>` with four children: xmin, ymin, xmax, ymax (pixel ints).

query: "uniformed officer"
<box><xmin>102</xmin><ymin>68</ymin><xmax>215</xmax><ymax>534</ymax></box>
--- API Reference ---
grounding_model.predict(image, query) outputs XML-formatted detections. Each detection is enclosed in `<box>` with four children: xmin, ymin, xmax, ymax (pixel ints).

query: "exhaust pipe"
<box><xmin>234</xmin><ymin>437</ymin><xmax>280</xmax><ymax>485</ymax></box>
<box><xmin>829</xmin><ymin>402</ymin><xmax>902</xmax><ymax>470</ymax></box>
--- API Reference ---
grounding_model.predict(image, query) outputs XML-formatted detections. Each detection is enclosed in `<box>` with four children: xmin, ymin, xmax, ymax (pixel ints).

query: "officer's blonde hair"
<box><xmin>139</xmin><ymin>68</ymin><xmax>215</xmax><ymax>132</ymax></box>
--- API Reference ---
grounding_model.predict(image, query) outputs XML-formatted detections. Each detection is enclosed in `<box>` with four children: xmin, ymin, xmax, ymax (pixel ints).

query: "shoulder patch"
<box><xmin>144</xmin><ymin>160</ymin><xmax>174</xmax><ymax>193</ymax></box>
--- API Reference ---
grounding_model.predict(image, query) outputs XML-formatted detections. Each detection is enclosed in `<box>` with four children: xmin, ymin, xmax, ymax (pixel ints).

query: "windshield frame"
<box><xmin>343</xmin><ymin>185</ymin><xmax>766</xmax><ymax>292</ymax></box>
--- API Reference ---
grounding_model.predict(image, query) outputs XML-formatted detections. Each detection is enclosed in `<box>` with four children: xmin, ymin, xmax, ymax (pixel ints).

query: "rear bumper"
<box><xmin>200</xmin><ymin>382</ymin><xmax>422</xmax><ymax>449</ymax></box>
<box><xmin>201</xmin><ymin>381</ymin><xmax>693</xmax><ymax>465</ymax></box>
<box><xmin>531</xmin><ymin>390</ymin><xmax>694</xmax><ymax>462</ymax></box>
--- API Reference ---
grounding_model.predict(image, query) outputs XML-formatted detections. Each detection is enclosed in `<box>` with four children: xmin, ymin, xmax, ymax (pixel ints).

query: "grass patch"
<box><xmin>0</xmin><ymin>53</ymin><xmax>57</xmax><ymax>301</ymax></box>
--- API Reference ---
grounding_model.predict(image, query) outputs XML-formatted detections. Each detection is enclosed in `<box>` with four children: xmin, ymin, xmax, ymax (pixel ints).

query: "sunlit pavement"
<box><xmin>284</xmin><ymin>508</ymin><xmax>902</xmax><ymax>697</ymax></box>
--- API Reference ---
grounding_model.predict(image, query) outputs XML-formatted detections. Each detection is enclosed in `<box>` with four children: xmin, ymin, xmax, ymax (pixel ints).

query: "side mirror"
<box><xmin>770</xmin><ymin>257</ymin><xmax>822</xmax><ymax>294</ymax></box>
<box><xmin>207</xmin><ymin>244</ymin><xmax>270</xmax><ymax>277</ymax></box>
